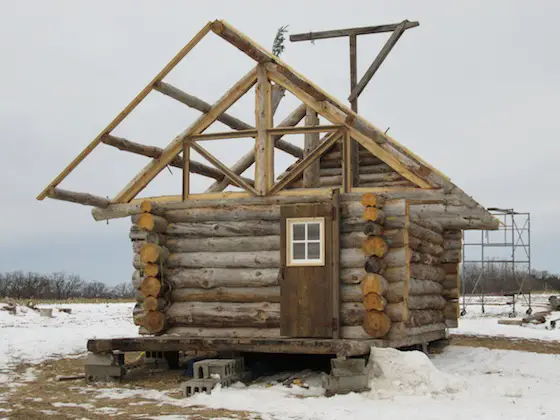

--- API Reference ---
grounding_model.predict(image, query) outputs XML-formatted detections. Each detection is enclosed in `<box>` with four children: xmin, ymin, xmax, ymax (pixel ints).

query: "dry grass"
<box><xmin>2</xmin><ymin>298</ymin><xmax>135</xmax><ymax>305</ymax></box>
<box><xmin>451</xmin><ymin>334</ymin><xmax>560</xmax><ymax>354</ymax></box>
<box><xmin>1</xmin><ymin>355</ymin><xmax>257</xmax><ymax>419</ymax></box>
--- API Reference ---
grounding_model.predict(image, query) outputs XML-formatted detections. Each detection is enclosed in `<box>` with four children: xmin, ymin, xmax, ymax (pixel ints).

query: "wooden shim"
<box><xmin>408</xmin><ymin>295</ymin><xmax>447</xmax><ymax>310</ymax></box>
<box><xmin>364</xmin><ymin>293</ymin><xmax>386</xmax><ymax>311</ymax></box>
<box><xmin>410</xmin><ymin>264</ymin><xmax>446</xmax><ymax>282</ymax></box>
<box><xmin>132</xmin><ymin>213</ymin><xmax>168</xmax><ymax>233</ymax></box>
<box><xmin>362</xmin><ymin>236</ymin><xmax>389</xmax><ymax>257</ymax></box>
<box><xmin>167</xmin><ymin>251</ymin><xmax>280</xmax><ymax>269</ymax></box>
<box><xmin>167</xmin><ymin>268</ymin><xmax>279</xmax><ymax>289</ymax></box>
<box><xmin>360</xmin><ymin>273</ymin><xmax>389</xmax><ymax>296</ymax></box>
<box><xmin>140</xmin><ymin>244</ymin><xmax>169</xmax><ymax>264</ymax></box>
<box><xmin>46</xmin><ymin>188</ymin><xmax>110</xmax><ymax>208</ymax></box>
<box><xmin>363</xmin><ymin>310</ymin><xmax>391</xmax><ymax>338</ymax></box>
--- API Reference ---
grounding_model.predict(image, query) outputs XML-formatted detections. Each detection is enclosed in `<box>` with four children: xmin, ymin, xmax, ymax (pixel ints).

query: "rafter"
<box><xmin>188</xmin><ymin>141</ymin><xmax>258</xmax><ymax>195</ymax></box>
<box><xmin>113</xmin><ymin>67</ymin><xmax>258</xmax><ymax>203</ymax></box>
<box><xmin>154</xmin><ymin>81</ymin><xmax>302</xmax><ymax>159</ymax></box>
<box><xmin>289</xmin><ymin>21</ymin><xmax>419</xmax><ymax>42</ymax></box>
<box><xmin>37</xmin><ymin>22</ymin><xmax>212</xmax><ymax>201</ymax></box>
<box><xmin>269</xmin><ymin>129</ymin><xmax>344</xmax><ymax>195</ymax></box>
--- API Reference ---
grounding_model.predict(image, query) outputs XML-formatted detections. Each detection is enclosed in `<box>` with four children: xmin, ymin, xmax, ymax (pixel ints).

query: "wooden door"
<box><xmin>280</xmin><ymin>201</ymin><xmax>339</xmax><ymax>338</ymax></box>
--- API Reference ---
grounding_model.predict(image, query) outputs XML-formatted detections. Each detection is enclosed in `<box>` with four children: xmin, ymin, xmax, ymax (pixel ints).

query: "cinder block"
<box><xmin>85</xmin><ymin>365</ymin><xmax>125</xmax><ymax>383</ymax></box>
<box><xmin>193</xmin><ymin>358</ymin><xmax>243</xmax><ymax>380</ymax></box>
<box><xmin>180</xmin><ymin>378</ymin><xmax>220</xmax><ymax>397</ymax></box>
<box><xmin>87</xmin><ymin>352</ymin><xmax>124</xmax><ymax>367</ymax></box>
<box><xmin>323</xmin><ymin>374</ymin><xmax>369</xmax><ymax>396</ymax></box>
<box><xmin>144</xmin><ymin>351</ymin><xmax>169</xmax><ymax>369</ymax></box>
<box><xmin>330</xmin><ymin>358</ymin><xmax>366</xmax><ymax>377</ymax></box>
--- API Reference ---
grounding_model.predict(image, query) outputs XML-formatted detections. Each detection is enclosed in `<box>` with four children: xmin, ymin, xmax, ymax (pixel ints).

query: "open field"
<box><xmin>0</xmin><ymin>297</ymin><xmax>559</xmax><ymax>419</ymax></box>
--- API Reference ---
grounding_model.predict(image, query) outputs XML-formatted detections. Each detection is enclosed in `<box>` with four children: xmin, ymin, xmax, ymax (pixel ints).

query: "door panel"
<box><xmin>280</xmin><ymin>202</ymin><xmax>335</xmax><ymax>338</ymax></box>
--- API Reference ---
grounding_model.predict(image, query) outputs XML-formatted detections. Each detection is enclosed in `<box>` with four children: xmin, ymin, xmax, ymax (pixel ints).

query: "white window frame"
<box><xmin>286</xmin><ymin>217</ymin><xmax>325</xmax><ymax>267</ymax></box>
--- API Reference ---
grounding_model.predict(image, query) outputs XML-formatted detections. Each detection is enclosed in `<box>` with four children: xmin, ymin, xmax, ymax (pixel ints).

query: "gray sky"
<box><xmin>1</xmin><ymin>0</ymin><xmax>559</xmax><ymax>284</ymax></box>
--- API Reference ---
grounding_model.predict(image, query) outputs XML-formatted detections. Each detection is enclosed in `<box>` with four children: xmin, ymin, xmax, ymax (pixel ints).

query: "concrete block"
<box><xmin>181</xmin><ymin>378</ymin><xmax>220</xmax><ymax>397</ymax></box>
<box><xmin>330</xmin><ymin>358</ymin><xmax>366</xmax><ymax>377</ymax></box>
<box><xmin>193</xmin><ymin>358</ymin><xmax>243</xmax><ymax>380</ymax></box>
<box><xmin>144</xmin><ymin>351</ymin><xmax>169</xmax><ymax>369</ymax></box>
<box><xmin>39</xmin><ymin>308</ymin><xmax>53</xmax><ymax>318</ymax></box>
<box><xmin>87</xmin><ymin>352</ymin><xmax>124</xmax><ymax>367</ymax></box>
<box><xmin>323</xmin><ymin>374</ymin><xmax>369</xmax><ymax>396</ymax></box>
<box><xmin>85</xmin><ymin>365</ymin><xmax>125</xmax><ymax>383</ymax></box>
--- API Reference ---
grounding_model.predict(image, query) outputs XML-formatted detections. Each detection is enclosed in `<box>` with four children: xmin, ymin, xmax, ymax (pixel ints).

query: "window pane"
<box><xmin>293</xmin><ymin>224</ymin><xmax>305</xmax><ymax>241</ymax></box>
<box><xmin>308</xmin><ymin>242</ymin><xmax>320</xmax><ymax>259</ymax></box>
<box><xmin>307</xmin><ymin>222</ymin><xmax>321</xmax><ymax>240</ymax></box>
<box><xmin>293</xmin><ymin>243</ymin><xmax>306</xmax><ymax>260</ymax></box>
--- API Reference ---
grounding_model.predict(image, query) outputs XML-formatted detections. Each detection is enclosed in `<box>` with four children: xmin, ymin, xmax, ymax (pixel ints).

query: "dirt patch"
<box><xmin>451</xmin><ymin>334</ymin><xmax>560</xmax><ymax>354</ymax></box>
<box><xmin>1</xmin><ymin>355</ymin><xmax>258</xmax><ymax>419</ymax></box>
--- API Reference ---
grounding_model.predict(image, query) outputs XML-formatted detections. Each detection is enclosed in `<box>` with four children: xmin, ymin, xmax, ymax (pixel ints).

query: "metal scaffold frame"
<box><xmin>461</xmin><ymin>208</ymin><xmax>532</xmax><ymax>317</ymax></box>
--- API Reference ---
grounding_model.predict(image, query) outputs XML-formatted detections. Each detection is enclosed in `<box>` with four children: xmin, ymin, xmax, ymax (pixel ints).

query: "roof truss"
<box><xmin>38</xmin><ymin>19</ymin><xmax>449</xmax><ymax>209</ymax></box>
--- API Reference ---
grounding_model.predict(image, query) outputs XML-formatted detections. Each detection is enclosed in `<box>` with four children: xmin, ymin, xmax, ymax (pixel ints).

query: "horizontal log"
<box><xmin>341</xmin><ymin>268</ymin><xmax>367</xmax><ymax>284</ymax></box>
<box><xmin>166</xmin><ymin>235</ymin><xmax>280</xmax><ymax>253</ymax></box>
<box><xmin>341</xmin><ymin>302</ymin><xmax>367</xmax><ymax>326</ymax></box>
<box><xmin>387</xmin><ymin>322</ymin><xmax>447</xmax><ymax>341</ymax></box>
<box><xmin>359</xmin><ymin>180</ymin><xmax>413</xmax><ymax>188</ymax></box>
<box><xmin>167</xmin><ymin>221</ymin><xmax>280</xmax><ymax>237</ymax></box>
<box><xmin>385</xmin><ymin>279</ymin><xmax>443</xmax><ymax>303</ymax></box>
<box><xmin>341</xmin><ymin>248</ymin><xmax>367</xmax><ymax>269</ymax></box>
<box><xmin>440</xmin><ymin>249</ymin><xmax>462</xmax><ymax>263</ymax></box>
<box><xmin>385</xmin><ymin>301</ymin><xmax>408</xmax><ymax>322</ymax></box>
<box><xmin>382</xmin><ymin>229</ymin><xmax>406</xmax><ymax>248</ymax></box>
<box><xmin>444</xmin><ymin>301</ymin><xmax>459</xmax><ymax>319</ymax></box>
<box><xmin>129</xmin><ymin>229</ymin><xmax>166</xmax><ymax>245</ymax></box>
<box><xmin>171</xmin><ymin>286</ymin><xmax>280</xmax><ymax>303</ymax></box>
<box><xmin>442</xmin><ymin>288</ymin><xmax>459</xmax><ymax>299</ymax></box>
<box><xmin>341</xmin><ymin>285</ymin><xmax>361</xmax><ymax>302</ymax></box>
<box><xmin>442</xmin><ymin>273</ymin><xmax>459</xmax><ymax>290</ymax></box>
<box><xmin>165</xmin><ymin>205</ymin><xmax>280</xmax><ymax>223</ymax></box>
<box><xmin>360</xmin><ymin>273</ymin><xmax>389</xmax><ymax>296</ymax></box>
<box><xmin>443</xmin><ymin>238</ymin><xmax>462</xmax><ymax>250</ymax></box>
<box><xmin>167</xmin><ymin>251</ymin><xmax>279</xmax><ymax>269</ymax></box>
<box><xmin>132</xmin><ymin>270</ymin><xmax>142</xmax><ymax>289</ymax></box>
<box><xmin>132</xmin><ymin>213</ymin><xmax>168</xmax><ymax>233</ymax></box>
<box><xmin>384</xmin><ymin>247</ymin><xmax>409</xmax><ymax>268</ymax></box>
<box><xmin>443</xmin><ymin>230</ymin><xmax>462</xmax><ymax>240</ymax></box>
<box><xmin>383</xmin><ymin>215</ymin><xmax>407</xmax><ymax>229</ymax></box>
<box><xmin>167</xmin><ymin>268</ymin><xmax>280</xmax><ymax>288</ymax></box>
<box><xmin>383</xmin><ymin>266</ymin><xmax>408</xmax><ymax>283</ymax></box>
<box><xmin>410</xmin><ymin>264</ymin><xmax>446</xmax><ymax>282</ymax></box>
<box><xmin>410</xmin><ymin>216</ymin><xmax>443</xmax><ymax>233</ymax></box>
<box><xmin>410</xmin><ymin>251</ymin><xmax>439</xmax><ymax>266</ymax></box>
<box><xmin>442</xmin><ymin>263</ymin><xmax>459</xmax><ymax>275</ymax></box>
<box><xmin>363</xmin><ymin>310</ymin><xmax>391</xmax><ymax>338</ymax></box>
<box><xmin>412</xmin><ymin>238</ymin><xmax>444</xmax><ymax>257</ymax></box>
<box><xmin>408</xmin><ymin>295</ymin><xmax>447</xmax><ymax>310</ymax></box>
<box><xmin>406</xmin><ymin>310</ymin><xmax>445</xmax><ymax>328</ymax></box>
<box><xmin>320</xmin><ymin>164</ymin><xmax>392</xmax><ymax>177</ymax></box>
<box><xmin>46</xmin><ymin>188</ymin><xmax>109</xmax><ymax>208</ymax></box>
<box><xmin>140</xmin><ymin>244</ymin><xmax>169</xmax><ymax>264</ymax></box>
<box><xmin>408</xmin><ymin>222</ymin><xmax>443</xmax><ymax>245</ymax></box>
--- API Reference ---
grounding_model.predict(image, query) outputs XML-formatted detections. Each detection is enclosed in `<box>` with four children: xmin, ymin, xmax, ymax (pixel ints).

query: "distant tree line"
<box><xmin>461</xmin><ymin>263</ymin><xmax>560</xmax><ymax>294</ymax></box>
<box><xmin>0</xmin><ymin>271</ymin><xmax>135</xmax><ymax>300</ymax></box>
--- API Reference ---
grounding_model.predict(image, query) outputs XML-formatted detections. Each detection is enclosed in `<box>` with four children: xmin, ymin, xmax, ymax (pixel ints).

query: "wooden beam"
<box><xmin>269</xmin><ymin>130</ymin><xmax>343</xmax><ymax>194</ymax></box>
<box><xmin>268</xmin><ymin>125</ymin><xmax>343</xmax><ymax>135</ymax></box>
<box><xmin>188</xmin><ymin>141</ymin><xmax>258</xmax><ymax>195</ymax></box>
<box><xmin>255</xmin><ymin>64</ymin><xmax>273</xmax><ymax>194</ymax></box>
<box><xmin>342</xmin><ymin>130</ymin><xmax>352</xmax><ymax>192</ymax></box>
<box><xmin>154</xmin><ymin>81</ymin><xmax>302</xmax><ymax>158</ymax></box>
<box><xmin>190</xmin><ymin>129</ymin><xmax>257</xmax><ymax>141</ymax></box>
<box><xmin>205</xmin><ymin>104</ymin><xmax>307</xmax><ymax>193</ymax></box>
<box><xmin>46</xmin><ymin>188</ymin><xmax>110</xmax><ymax>208</ymax></box>
<box><xmin>113</xmin><ymin>67</ymin><xmax>258</xmax><ymax>203</ymax></box>
<box><xmin>349</xmin><ymin>21</ymin><xmax>408</xmax><ymax>102</ymax></box>
<box><xmin>289</xmin><ymin>21</ymin><xmax>419</xmax><ymax>42</ymax></box>
<box><xmin>182</xmin><ymin>141</ymin><xmax>190</xmax><ymax>200</ymax></box>
<box><xmin>267</xmin><ymin>67</ymin><xmax>432</xmax><ymax>188</ymax></box>
<box><xmin>189</xmin><ymin>126</ymin><xmax>342</xmax><ymax>141</ymax></box>
<box><xmin>349</xmin><ymin>33</ymin><xmax>360</xmax><ymax>186</ymax></box>
<box><xmin>303</xmin><ymin>107</ymin><xmax>320</xmax><ymax>188</ymax></box>
<box><xmin>37</xmin><ymin>22</ymin><xmax>212</xmax><ymax>201</ymax></box>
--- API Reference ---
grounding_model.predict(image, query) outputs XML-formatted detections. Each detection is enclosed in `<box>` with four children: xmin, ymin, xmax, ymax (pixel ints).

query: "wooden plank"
<box><xmin>270</xmin><ymin>130</ymin><xmax>343</xmax><ymax>194</ymax></box>
<box><xmin>188</xmin><ymin>141</ymin><xmax>258</xmax><ymax>195</ymax></box>
<box><xmin>267</xmin><ymin>68</ymin><xmax>432</xmax><ymax>189</ymax></box>
<box><xmin>182</xmin><ymin>141</ymin><xmax>190</xmax><ymax>200</ymax></box>
<box><xmin>37</xmin><ymin>22</ymin><xmax>212</xmax><ymax>201</ymax></box>
<box><xmin>113</xmin><ymin>67</ymin><xmax>258</xmax><ymax>203</ymax></box>
<box><xmin>255</xmin><ymin>64</ymin><xmax>273</xmax><ymax>194</ymax></box>
<box><xmin>342</xmin><ymin>130</ymin><xmax>352</xmax><ymax>193</ymax></box>
<box><xmin>289</xmin><ymin>21</ymin><xmax>419</xmax><ymax>42</ymax></box>
<box><xmin>349</xmin><ymin>21</ymin><xmax>408</xmax><ymax>102</ymax></box>
<box><xmin>303</xmin><ymin>107</ymin><xmax>320</xmax><ymax>188</ymax></box>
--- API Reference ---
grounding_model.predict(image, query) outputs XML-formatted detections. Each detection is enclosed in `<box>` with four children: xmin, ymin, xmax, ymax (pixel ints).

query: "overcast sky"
<box><xmin>1</xmin><ymin>0</ymin><xmax>558</xmax><ymax>284</ymax></box>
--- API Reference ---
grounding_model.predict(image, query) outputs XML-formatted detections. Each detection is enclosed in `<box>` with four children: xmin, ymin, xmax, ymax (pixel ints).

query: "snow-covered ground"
<box><xmin>453</xmin><ymin>293</ymin><xmax>560</xmax><ymax>341</ymax></box>
<box><xmin>0</xmin><ymin>299</ymin><xmax>559</xmax><ymax>419</ymax></box>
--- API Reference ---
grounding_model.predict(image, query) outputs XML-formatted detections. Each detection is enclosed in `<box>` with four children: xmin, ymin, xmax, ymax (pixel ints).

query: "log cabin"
<box><xmin>37</xmin><ymin>20</ymin><xmax>498</xmax><ymax>358</ymax></box>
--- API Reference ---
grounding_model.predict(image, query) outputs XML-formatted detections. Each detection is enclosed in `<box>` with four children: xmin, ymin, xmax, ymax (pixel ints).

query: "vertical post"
<box><xmin>349</xmin><ymin>34</ymin><xmax>360</xmax><ymax>188</ymax></box>
<box><xmin>303</xmin><ymin>107</ymin><xmax>320</xmax><ymax>188</ymax></box>
<box><xmin>182</xmin><ymin>140</ymin><xmax>190</xmax><ymax>200</ymax></box>
<box><xmin>331</xmin><ymin>188</ymin><xmax>340</xmax><ymax>338</ymax></box>
<box><xmin>341</xmin><ymin>129</ymin><xmax>352</xmax><ymax>193</ymax></box>
<box><xmin>255</xmin><ymin>64</ymin><xmax>273</xmax><ymax>194</ymax></box>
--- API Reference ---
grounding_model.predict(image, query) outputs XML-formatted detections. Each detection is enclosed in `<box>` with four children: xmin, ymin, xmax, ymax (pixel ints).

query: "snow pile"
<box><xmin>367</xmin><ymin>347</ymin><xmax>462</xmax><ymax>397</ymax></box>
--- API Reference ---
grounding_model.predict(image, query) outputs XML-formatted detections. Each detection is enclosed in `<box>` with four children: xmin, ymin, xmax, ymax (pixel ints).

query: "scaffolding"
<box><xmin>461</xmin><ymin>208</ymin><xmax>532</xmax><ymax>317</ymax></box>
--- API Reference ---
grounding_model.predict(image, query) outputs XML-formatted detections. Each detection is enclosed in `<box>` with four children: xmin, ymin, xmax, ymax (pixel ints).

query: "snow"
<box><xmin>0</xmin><ymin>302</ymin><xmax>138</xmax><ymax>368</ymax></box>
<box><xmin>453</xmin><ymin>294</ymin><xmax>560</xmax><ymax>341</ymax></box>
<box><xmin>1</xmin><ymin>299</ymin><xmax>559</xmax><ymax>419</ymax></box>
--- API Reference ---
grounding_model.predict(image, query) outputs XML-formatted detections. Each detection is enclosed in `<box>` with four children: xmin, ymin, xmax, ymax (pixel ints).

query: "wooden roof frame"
<box><xmin>37</xmin><ymin>19</ymin><xmax>492</xmax><ymax>224</ymax></box>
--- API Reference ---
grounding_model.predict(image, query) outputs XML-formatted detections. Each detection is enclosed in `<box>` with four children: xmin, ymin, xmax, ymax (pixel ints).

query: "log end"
<box><xmin>140</xmin><ymin>276</ymin><xmax>163</xmax><ymax>297</ymax></box>
<box><xmin>361</xmin><ymin>193</ymin><xmax>378</xmax><ymax>208</ymax></box>
<box><xmin>363</xmin><ymin>293</ymin><xmax>386</xmax><ymax>311</ymax></box>
<box><xmin>362</xmin><ymin>236</ymin><xmax>389</xmax><ymax>258</ymax></box>
<box><xmin>140</xmin><ymin>200</ymin><xmax>155</xmax><ymax>214</ymax></box>
<box><xmin>362</xmin><ymin>310</ymin><xmax>391</xmax><ymax>338</ymax></box>
<box><xmin>143</xmin><ymin>311</ymin><xmax>167</xmax><ymax>334</ymax></box>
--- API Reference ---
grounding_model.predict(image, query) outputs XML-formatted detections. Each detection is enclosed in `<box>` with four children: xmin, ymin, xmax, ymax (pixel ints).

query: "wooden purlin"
<box><xmin>113</xmin><ymin>67</ymin><xmax>258</xmax><ymax>203</ymax></box>
<box><xmin>36</xmin><ymin>22</ymin><xmax>213</xmax><ymax>201</ymax></box>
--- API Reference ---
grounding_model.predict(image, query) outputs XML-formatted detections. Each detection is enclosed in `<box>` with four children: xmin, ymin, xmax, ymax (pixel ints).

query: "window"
<box><xmin>286</xmin><ymin>217</ymin><xmax>325</xmax><ymax>266</ymax></box>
